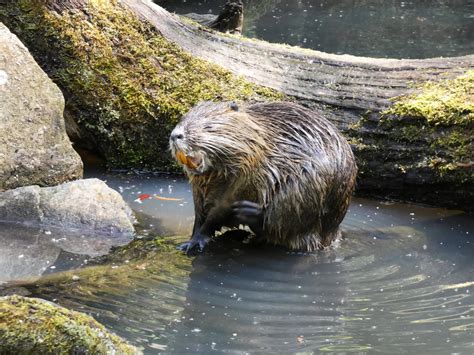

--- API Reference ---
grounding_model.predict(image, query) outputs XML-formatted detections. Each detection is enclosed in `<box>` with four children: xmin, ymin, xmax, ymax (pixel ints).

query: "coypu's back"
<box><xmin>241</xmin><ymin>102</ymin><xmax>357</xmax><ymax>250</ymax></box>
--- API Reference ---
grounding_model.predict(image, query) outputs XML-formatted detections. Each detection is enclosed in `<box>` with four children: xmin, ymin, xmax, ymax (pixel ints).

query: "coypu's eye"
<box><xmin>203</xmin><ymin>124</ymin><xmax>213</xmax><ymax>130</ymax></box>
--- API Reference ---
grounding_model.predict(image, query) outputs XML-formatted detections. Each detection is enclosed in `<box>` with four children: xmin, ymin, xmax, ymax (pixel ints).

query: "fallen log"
<box><xmin>1</xmin><ymin>0</ymin><xmax>472</xmax><ymax>209</ymax></box>
<box><xmin>124</xmin><ymin>0</ymin><xmax>474</xmax><ymax>210</ymax></box>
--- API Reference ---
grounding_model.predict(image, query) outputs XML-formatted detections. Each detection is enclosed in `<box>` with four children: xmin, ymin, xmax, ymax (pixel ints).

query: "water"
<box><xmin>0</xmin><ymin>220</ymin><xmax>133</xmax><ymax>284</ymax></box>
<box><xmin>156</xmin><ymin>0</ymin><xmax>474</xmax><ymax>59</ymax></box>
<box><xmin>1</xmin><ymin>172</ymin><xmax>473</xmax><ymax>353</ymax></box>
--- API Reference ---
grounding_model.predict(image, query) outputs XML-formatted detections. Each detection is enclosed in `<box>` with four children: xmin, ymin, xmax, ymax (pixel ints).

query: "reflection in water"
<box><xmin>2</xmin><ymin>173</ymin><xmax>472</xmax><ymax>353</ymax></box>
<box><xmin>0</xmin><ymin>224</ymin><xmax>61</xmax><ymax>284</ymax></box>
<box><xmin>0</xmin><ymin>222</ymin><xmax>133</xmax><ymax>284</ymax></box>
<box><xmin>156</xmin><ymin>0</ymin><xmax>474</xmax><ymax>59</ymax></box>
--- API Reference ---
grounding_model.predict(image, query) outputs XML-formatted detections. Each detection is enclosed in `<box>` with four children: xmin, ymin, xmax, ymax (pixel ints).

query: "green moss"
<box><xmin>386</xmin><ymin>70</ymin><xmax>474</xmax><ymax>126</ymax></box>
<box><xmin>0</xmin><ymin>0</ymin><xmax>283</xmax><ymax>170</ymax></box>
<box><xmin>16</xmin><ymin>236</ymin><xmax>191</xmax><ymax>302</ymax></box>
<box><xmin>361</xmin><ymin>70</ymin><xmax>473</xmax><ymax>180</ymax></box>
<box><xmin>0</xmin><ymin>295</ymin><xmax>138</xmax><ymax>354</ymax></box>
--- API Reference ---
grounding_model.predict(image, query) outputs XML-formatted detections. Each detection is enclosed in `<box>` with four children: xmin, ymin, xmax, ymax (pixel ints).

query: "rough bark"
<box><xmin>124</xmin><ymin>0</ymin><xmax>473</xmax><ymax>210</ymax></box>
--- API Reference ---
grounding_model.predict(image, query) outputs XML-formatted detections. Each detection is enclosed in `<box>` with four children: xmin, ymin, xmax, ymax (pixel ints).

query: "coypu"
<box><xmin>170</xmin><ymin>101</ymin><xmax>357</xmax><ymax>254</ymax></box>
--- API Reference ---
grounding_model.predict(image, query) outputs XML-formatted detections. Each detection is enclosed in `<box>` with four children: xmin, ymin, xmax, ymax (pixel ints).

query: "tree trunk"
<box><xmin>124</xmin><ymin>0</ymin><xmax>473</xmax><ymax>210</ymax></box>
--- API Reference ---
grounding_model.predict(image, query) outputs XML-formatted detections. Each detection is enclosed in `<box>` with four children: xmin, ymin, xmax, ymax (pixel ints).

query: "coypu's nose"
<box><xmin>170</xmin><ymin>132</ymin><xmax>184</xmax><ymax>142</ymax></box>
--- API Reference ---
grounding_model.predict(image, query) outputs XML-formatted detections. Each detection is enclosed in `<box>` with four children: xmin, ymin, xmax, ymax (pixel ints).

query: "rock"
<box><xmin>207</xmin><ymin>0</ymin><xmax>244</xmax><ymax>34</ymax></box>
<box><xmin>0</xmin><ymin>23</ymin><xmax>83</xmax><ymax>191</ymax></box>
<box><xmin>0</xmin><ymin>295</ymin><xmax>138</xmax><ymax>354</ymax></box>
<box><xmin>0</xmin><ymin>178</ymin><xmax>136</xmax><ymax>236</ymax></box>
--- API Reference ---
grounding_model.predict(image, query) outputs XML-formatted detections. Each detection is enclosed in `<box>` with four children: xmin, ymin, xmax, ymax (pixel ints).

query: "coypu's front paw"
<box><xmin>178</xmin><ymin>233</ymin><xmax>211</xmax><ymax>255</ymax></box>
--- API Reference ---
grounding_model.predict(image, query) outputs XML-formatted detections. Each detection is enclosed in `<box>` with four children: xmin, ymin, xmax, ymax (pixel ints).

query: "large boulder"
<box><xmin>0</xmin><ymin>22</ymin><xmax>83</xmax><ymax>190</ymax></box>
<box><xmin>0</xmin><ymin>178</ymin><xmax>136</xmax><ymax>236</ymax></box>
<box><xmin>0</xmin><ymin>295</ymin><xmax>138</xmax><ymax>354</ymax></box>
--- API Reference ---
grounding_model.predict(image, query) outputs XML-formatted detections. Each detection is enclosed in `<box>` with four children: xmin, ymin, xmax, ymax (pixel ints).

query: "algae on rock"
<box><xmin>2</xmin><ymin>236</ymin><xmax>192</xmax><ymax>342</ymax></box>
<box><xmin>0</xmin><ymin>0</ymin><xmax>282</xmax><ymax>170</ymax></box>
<box><xmin>0</xmin><ymin>295</ymin><xmax>138</xmax><ymax>354</ymax></box>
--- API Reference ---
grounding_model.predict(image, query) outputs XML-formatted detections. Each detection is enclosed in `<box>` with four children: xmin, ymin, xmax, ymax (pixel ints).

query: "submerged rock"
<box><xmin>0</xmin><ymin>23</ymin><xmax>83</xmax><ymax>191</ymax></box>
<box><xmin>0</xmin><ymin>178</ymin><xmax>136</xmax><ymax>236</ymax></box>
<box><xmin>0</xmin><ymin>295</ymin><xmax>138</xmax><ymax>354</ymax></box>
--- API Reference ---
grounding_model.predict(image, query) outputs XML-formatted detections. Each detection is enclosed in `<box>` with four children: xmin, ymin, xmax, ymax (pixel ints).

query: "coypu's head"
<box><xmin>170</xmin><ymin>101</ymin><xmax>266</xmax><ymax>177</ymax></box>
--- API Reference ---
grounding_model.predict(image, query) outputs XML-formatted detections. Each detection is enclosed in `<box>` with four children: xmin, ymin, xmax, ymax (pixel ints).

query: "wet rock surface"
<box><xmin>0</xmin><ymin>178</ymin><xmax>136</xmax><ymax>235</ymax></box>
<box><xmin>0</xmin><ymin>23</ymin><xmax>83</xmax><ymax>190</ymax></box>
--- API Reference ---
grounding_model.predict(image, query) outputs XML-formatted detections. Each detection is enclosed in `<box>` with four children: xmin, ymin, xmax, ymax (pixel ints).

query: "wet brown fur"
<box><xmin>170</xmin><ymin>101</ymin><xmax>357</xmax><ymax>251</ymax></box>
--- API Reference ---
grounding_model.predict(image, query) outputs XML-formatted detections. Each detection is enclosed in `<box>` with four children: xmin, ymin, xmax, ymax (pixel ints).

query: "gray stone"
<box><xmin>0</xmin><ymin>178</ymin><xmax>136</xmax><ymax>236</ymax></box>
<box><xmin>0</xmin><ymin>23</ymin><xmax>83</xmax><ymax>190</ymax></box>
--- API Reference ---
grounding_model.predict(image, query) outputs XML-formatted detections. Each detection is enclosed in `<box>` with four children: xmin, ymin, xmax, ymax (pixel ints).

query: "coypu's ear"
<box><xmin>229</xmin><ymin>102</ymin><xmax>239</xmax><ymax>111</ymax></box>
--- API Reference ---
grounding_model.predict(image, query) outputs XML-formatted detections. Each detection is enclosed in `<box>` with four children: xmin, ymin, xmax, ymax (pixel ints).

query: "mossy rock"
<box><xmin>0</xmin><ymin>295</ymin><xmax>138</xmax><ymax>354</ymax></box>
<box><xmin>9</xmin><ymin>236</ymin><xmax>192</xmax><ymax>307</ymax></box>
<box><xmin>0</xmin><ymin>0</ymin><xmax>282</xmax><ymax>170</ymax></box>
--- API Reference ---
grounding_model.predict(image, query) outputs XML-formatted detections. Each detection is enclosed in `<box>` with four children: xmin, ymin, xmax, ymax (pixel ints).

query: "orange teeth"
<box><xmin>176</xmin><ymin>150</ymin><xmax>187</xmax><ymax>165</ymax></box>
<box><xmin>176</xmin><ymin>150</ymin><xmax>199</xmax><ymax>169</ymax></box>
<box><xmin>186</xmin><ymin>156</ymin><xmax>198</xmax><ymax>169</ymax></box>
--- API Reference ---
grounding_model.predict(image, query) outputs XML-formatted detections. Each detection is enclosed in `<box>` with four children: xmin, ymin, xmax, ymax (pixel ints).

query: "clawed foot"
<box><xmin>232</xmin><ymin>200</ymin><xmax>263</xmax><ymax>235</ymax></box>
<box><xmin>178</xmin><ymin>233</ymin><xmax>211</xmax><ymax>255</ymax></box>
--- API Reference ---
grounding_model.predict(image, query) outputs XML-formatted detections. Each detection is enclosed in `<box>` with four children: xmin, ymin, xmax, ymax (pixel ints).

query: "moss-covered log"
<box><xmin>0</xmin><ymin>0</ymin><xmax>282</xmax><ymax>170</ymax></box>
<box><xmin>124</xmin><ymin>0</ymin><xmax>473</xmax><ymax>210</ymax></box>
<box><xmin>1</xmin><ymin>0</ymin><xmax>472</xmax><ymax>209</ymax></box>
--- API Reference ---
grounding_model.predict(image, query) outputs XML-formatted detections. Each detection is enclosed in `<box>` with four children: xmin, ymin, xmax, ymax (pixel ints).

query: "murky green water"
<box><xmin>1</xmin><ymin>172</ymin><xmax>473</xmax><ymax>353</ymax></box>
<box><xmin>156</xmin><ymin>0</ymin><xmax>474</xmax><ymax>59</ymax></box>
